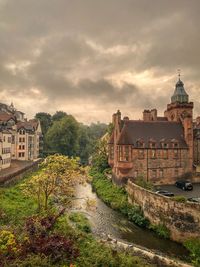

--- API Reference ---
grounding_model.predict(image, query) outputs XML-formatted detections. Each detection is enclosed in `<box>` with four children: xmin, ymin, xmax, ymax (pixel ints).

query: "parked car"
<box><xmin>175</xmin><ymin>180</ymin><xmax>193</xmax><ymax>191</ymax></box>
<box><xmin>156</xmin><ymin>190</ymin><xmax>174</xmax><ymax>197</ymax></box>
<box><xmin>188</xmin><ymin>197</ymin><xmax>200</xmax><ymax>203</ymax></box>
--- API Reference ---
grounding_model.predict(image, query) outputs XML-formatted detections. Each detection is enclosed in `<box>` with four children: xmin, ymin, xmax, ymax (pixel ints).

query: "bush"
<box><xmin>127</xmin><ymin>206</ymin><xmax>149</xmax><ymax>228</ymax></box>
<box><xmin>0</xmin><ymin>230</ymin><xmax>19</xmax><ymax>257</ymax></box>
<box><xmin>149</xmin><ymin>224</ymin><xmax>170</xmax><ymax>239</ymax></box>
<box><xmin>7</xmin><ymin>254</ymin><xmax>53</xmax><ymax>267</ymax></box>
<box><xmin>172</xmin><ymin>195</ymin><xmax>187</xmax><ymax>203</ymax></box>
<box><xmin>184</xmin><ymin>238</ymin><xmax>200</xmax><ymax>266</ymax></box>
<box><xmin>69</xmin><ymin>212</ymin><xmax>91</xmax><ymax>233</ymax></box>
<box><xmin>135</xmin><ymin>177</ymin><xmax>154</xmax><ymax>191</ymax></box>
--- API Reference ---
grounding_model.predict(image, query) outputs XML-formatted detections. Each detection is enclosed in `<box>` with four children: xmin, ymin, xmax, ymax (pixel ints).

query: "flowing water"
<box><xmin>72</xmin><ymin>183</ymin><xmax>189</xmax><ymax>261</ymax></box>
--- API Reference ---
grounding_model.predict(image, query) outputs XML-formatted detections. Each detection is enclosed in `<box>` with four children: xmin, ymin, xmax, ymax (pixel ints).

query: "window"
<box><xmin>124</xmin><ymin>146</ymin><xmax>129</xmax><ymax>161</ymax></box>
<box><xmin>19</xmin><ymin>129</ymin><xmax>25</xmax><ymax>135</ymax></box>
<box><xmin>174</xmin><ymin>149</ymin><xmax>178</xmax><ymax>159</ymax></box>
<box><xmin>159</xmin><ymin>169</ymin><xmax>164</xmax><ymax>178</ymax></box>
<box><xmin>23</xmin><ymin>137</ymin><xmax>25</xmax><ymax>142</ymax></box>
<box><xmin>163</xmin><ymin>150</ymin><xmax>168</xmax><ymax>159</ymax></box>
<box><xmin>109</xmin><ymin>145</ymin><xmax>114</xmax><ymax>159</ymax></box>
<box><xmin>138</xmin><ymin>149</ymin><xmax>144</xmax><ymax>159</ymax></box>
<box><xmin>19</xmin><ymin>145</ymin><xmax>21</xmax><ymax>149</ymax></box>
<box><xmin>136</xmin><ymin>141</ymin><xmax>144</xmax><ymax>148</ymax></box>
<box><xmin>22</xmin><ymin>145</ymin><xmax>25</xmax><ymax>150</ymax></box>
<box><xmin>119</xmin><ymin>146</ymin><xmax>123</xmax><ymax>161</ymax></box>
<box><xmin>12</xmin><ymin>135</ymin><xmax>15</xmax><ymax>144</ymax></box>
<box><xmin>152</xmin><ymin>170</ymin><xmax>157</xmax><ymax>179</ymax></box>
<box><xmin>8</xmin><ymin>137</ymin><xmax>11</xmax><ymax>143</ymax></box>
<box><xmin>151</xmin><ymin>149</ymin><xmax>156</xmax><ymax>159</ymax></box>
<box><xmin>175</xmin><ymin>169</ymin><xmax>178</xmax><ymax>177</ymax></box>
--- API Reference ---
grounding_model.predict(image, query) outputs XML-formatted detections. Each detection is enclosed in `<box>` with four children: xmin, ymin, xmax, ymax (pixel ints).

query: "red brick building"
<box><xmin>108</xmin><ymin>78</ymin><xmax>194</xmax><ymax>185</ymax></box>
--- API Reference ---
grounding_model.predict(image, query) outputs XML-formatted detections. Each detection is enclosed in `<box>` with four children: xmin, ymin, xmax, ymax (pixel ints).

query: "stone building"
<box><xmin>193</xmin><ymin>116</ymin><xmax>200</xmax><ymax>166</ymax></box>
<box><xmin>0</xmin><ymin>103</ymin><xmax>42</xmax><ymax>170</ymax></box>
<box><xmin>108</xmin><ymin>78</ymin><xmax>195</xmax><ymax>185</ymax></box>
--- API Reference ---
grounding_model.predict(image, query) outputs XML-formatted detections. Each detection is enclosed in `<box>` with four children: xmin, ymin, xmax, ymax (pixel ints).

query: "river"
<box><xmin>72</xmin><ymin>183</ymin><xmax>189</xmax><ymax>261</ymax></box>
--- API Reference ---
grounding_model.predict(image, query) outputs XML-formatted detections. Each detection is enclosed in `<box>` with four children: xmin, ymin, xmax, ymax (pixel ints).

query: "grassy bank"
<box><xmin>0</xmin><ymin>168</ymin><xmax>154</xmax><ymax>267</ymax></box>
<box><xmin>90</xmin><ymin>169</ymin><xmax>170</xmax><ymax>237</ymax></box>
<box><xmin>0</xmin><ymin>172</ymin><xmax>38</xmax><ymax>228</ymax></box>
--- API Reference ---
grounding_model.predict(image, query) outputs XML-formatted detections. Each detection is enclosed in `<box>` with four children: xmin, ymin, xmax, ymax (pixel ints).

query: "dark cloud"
<box><xmin>0</xmin><ymin>0</ymin><xmax>200</xmax><ymax>123</ymax></box>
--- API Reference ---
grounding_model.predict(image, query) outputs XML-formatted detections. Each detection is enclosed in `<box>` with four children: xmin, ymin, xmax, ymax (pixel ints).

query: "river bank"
<box><xmin>0</xmin><ymin>166</ymin><xmax>155</xmax><ymax>267</ymax></box>
<box><xmin>88</xmin><ymin>169</ymin><xmax>192</xmax><ymax>262</ymax></box>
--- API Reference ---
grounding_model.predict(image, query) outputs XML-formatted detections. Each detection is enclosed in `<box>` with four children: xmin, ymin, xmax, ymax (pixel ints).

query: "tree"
<box><xmin>22</xmin><ymin>154</ymin><xmax>85</xmax><ymax>211</ymax></box>
<box><xmin>52</xmin><ymin>111</ymin><xmax>67</xmax><ymax>122</ymax></box>
<box><xmin>91</xmin><ymin>139</ymin><xmax>109</xmax><ymax>173</ymax></box>
<box><xmin>35</xmin><ymin>112</ymin><xmax>52</xmax><ymax>135</ymax></box>
<box><xmin>78</xmin><ymin>124</ymin><xmax>90</xmax><ymax>165</ymax></box>
<box><xmin>46</xmin><ymin>115</ymin><xmax>79</xmax><ymax>156</ymax></box>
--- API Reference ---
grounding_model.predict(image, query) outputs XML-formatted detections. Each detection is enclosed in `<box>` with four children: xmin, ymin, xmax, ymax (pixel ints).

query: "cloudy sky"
<box><xmin>0</xmin><ymin>0</ymin><xmax>200</xmax><ymax>124</ymax></box>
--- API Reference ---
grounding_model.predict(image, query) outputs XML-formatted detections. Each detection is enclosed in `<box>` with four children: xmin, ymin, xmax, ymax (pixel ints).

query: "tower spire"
<box><xmin>177</xmin><ymin>68</ymin><xmax>181</xmax><ymax>81</ymax></box>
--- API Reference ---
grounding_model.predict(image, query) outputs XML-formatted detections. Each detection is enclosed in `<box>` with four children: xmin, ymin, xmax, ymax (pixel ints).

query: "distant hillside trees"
<box><xmin>35</xmin><ymin>111</ymin><xmax>108</xmax><ymax>164</ymax></box>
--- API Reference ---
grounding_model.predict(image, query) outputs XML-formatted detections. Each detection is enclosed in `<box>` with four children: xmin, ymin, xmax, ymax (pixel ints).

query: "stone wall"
<box><xmin>127</xmin><ymin>180</ymin><xmax>200</xmax><ymax>243</ymax></box>
<box><xmin>112</xmin><ymin>147</ymin><xmax>192</xmax><ymax>185</ymax></box>
<box><xmin>0</xmin><ymin>159</ymin><xmax>42</xmax><ymax>185</ymax></box>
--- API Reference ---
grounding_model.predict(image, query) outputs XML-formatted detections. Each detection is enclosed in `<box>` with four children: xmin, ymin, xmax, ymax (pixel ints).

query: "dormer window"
<box><xmin>161</xmin><ymin>142</ymin><xmax>168</xmax><ymax>148</ymax></box>
<box><xmin>171</xmin><ymin>139</ymin><xmax>179</xmax><ymax>148</ymax></box>
<box><xmin>19</xmin><ymin>129</ymin><xmax>25</xmax><ymax>135</ymax></box>
<box><xmin>136</xmin><ymin>139</ymin><xmax>144</xmax><ymax>148</ymax></box>
<box><xmin>149</xmin><ymin>138</ymin><xmax>156</xmax><ymax>148</ymax></box>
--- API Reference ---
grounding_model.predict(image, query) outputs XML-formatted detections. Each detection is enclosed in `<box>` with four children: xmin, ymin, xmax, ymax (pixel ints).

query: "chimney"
<box><xmin>143</xmin><ymin>110</ymin><xmax>151</xmax><ymax>121</ymax></box>
<box><xmin>150</xmin><ymin>109</ymin><xmax>157</xmax><ymax>121</ymax></box>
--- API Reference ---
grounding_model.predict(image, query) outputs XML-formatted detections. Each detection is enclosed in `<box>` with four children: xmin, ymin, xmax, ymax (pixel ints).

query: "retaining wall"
<box><xmin>0</xmin><ymin>159</ymin><xmax>42</xmax><ymax>185</ymax></box>
<box><xmin>127</xmin><ymin>180</ymin><xmax>200</xmax><ymax>243</ymax></box>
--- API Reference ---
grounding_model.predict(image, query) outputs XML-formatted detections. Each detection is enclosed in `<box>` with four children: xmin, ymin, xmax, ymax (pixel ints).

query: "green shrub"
<box><xmin>172</xmin><ymin>195</ymin><xmax>187</xmax><ymax>203</ymax></box>
<box><xmin>127</xmin><ymin>206</ymin><xmax>149</xmax><ymax>228</ymax></box>
<box><xmin>69</xmin><ymin>212</ymin><xmax>92</xmax><ymax>233</ymax></box>
<box><xmin>135</xmin><ymin>176</ymin><xmax>154</xmax><ymax>191</ymax></box>
<box><xmin>149</xmin><ymin>224</ymin><xmax>170</xmax><ymax>239</ymax></box>
<box><xmin>76</xmin><ymin>234</ymin><xmax>152</xmax><ymax>267</ymax></box>
<box><xmin>184</xmin><ymin>238</ymin><xmax>200</xmax><ymax>266</ymax></box>
<box><xmin>6</xmin><ymin>254</ymin><xmax>53</xmax><ymax>267</ymax></box>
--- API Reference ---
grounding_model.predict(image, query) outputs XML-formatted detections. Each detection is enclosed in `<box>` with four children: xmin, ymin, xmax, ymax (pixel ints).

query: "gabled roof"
<box><xmin>108</xmin><ymin>132</ymin><xmax>114</xmax><ymax>144</ymax></box>
<box><xmin>0</xmin><ymin>113</ymin><xmax>16</xmax><ymax>122</ymax></box>
<box><xmin>117</xmin><ymin>120</ymin><xmax>187</xmax><ymax>148</ymax></box>
<box><xmin>17</xmin><ymin>119</ymin><xmax>39</xmax><ymax>132</ymax></box>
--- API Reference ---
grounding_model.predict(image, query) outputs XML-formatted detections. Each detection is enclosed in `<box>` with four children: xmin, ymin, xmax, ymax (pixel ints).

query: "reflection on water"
<box><xmin>72</xmin><ymin>183</ymin><xmax>189</xmax><ymax>261</ymax></box>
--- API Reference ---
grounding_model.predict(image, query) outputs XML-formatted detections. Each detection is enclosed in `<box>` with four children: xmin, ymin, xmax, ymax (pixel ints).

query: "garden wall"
<box><xmin>0</xmin><ymin>159</ymin><xmax>42</xmax><ymax>185</ymax></box>
<box><xmin>127</xmin><ymin>180</ymin><xmax>200</xmax><ymax>243</ymax></box>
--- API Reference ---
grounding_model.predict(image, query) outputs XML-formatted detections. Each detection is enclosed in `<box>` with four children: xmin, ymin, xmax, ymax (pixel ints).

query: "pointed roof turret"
<box><xmin>171</xmin><ymin>72</ymin><xmax>189</xmax><ymax>104</ymax></box>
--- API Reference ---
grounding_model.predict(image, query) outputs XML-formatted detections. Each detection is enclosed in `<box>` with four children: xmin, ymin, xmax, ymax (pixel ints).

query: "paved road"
<box><xmin>157</xmin><ymin>183</ymin><xmax>200</xmax><ymax>198</ymax></box>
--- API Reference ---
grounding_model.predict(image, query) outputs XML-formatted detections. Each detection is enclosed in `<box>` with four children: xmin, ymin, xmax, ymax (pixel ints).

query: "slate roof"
<box><xmin>108</xmin><ymin>132</ymin><xmax>114</xmax><ymax>144</ymax></box>
<box><xmin>117</xmin><ymin>120</ymin><xmax>188</xmax><ymax>148</ymax></box>
<box><xmin>0</xmin><ymin>113</ymin><xmax>16</xmax><ymax>122</ymax></box>
<box><xmin>17</xmin><ymin>119</ymin><xmax>39</xmax><ymax>132</ymax></box>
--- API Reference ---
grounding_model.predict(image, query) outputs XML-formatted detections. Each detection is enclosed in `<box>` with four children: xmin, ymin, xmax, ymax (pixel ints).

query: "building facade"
<box><xmin>108</xmin><ymin>78</ymin><xmax>196</xmax><ymax>185</ymax></box>
<box><xmin>0</xmin><ymin>103</ymin><xmax>42</xmax><ymax>170</ymax></box>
